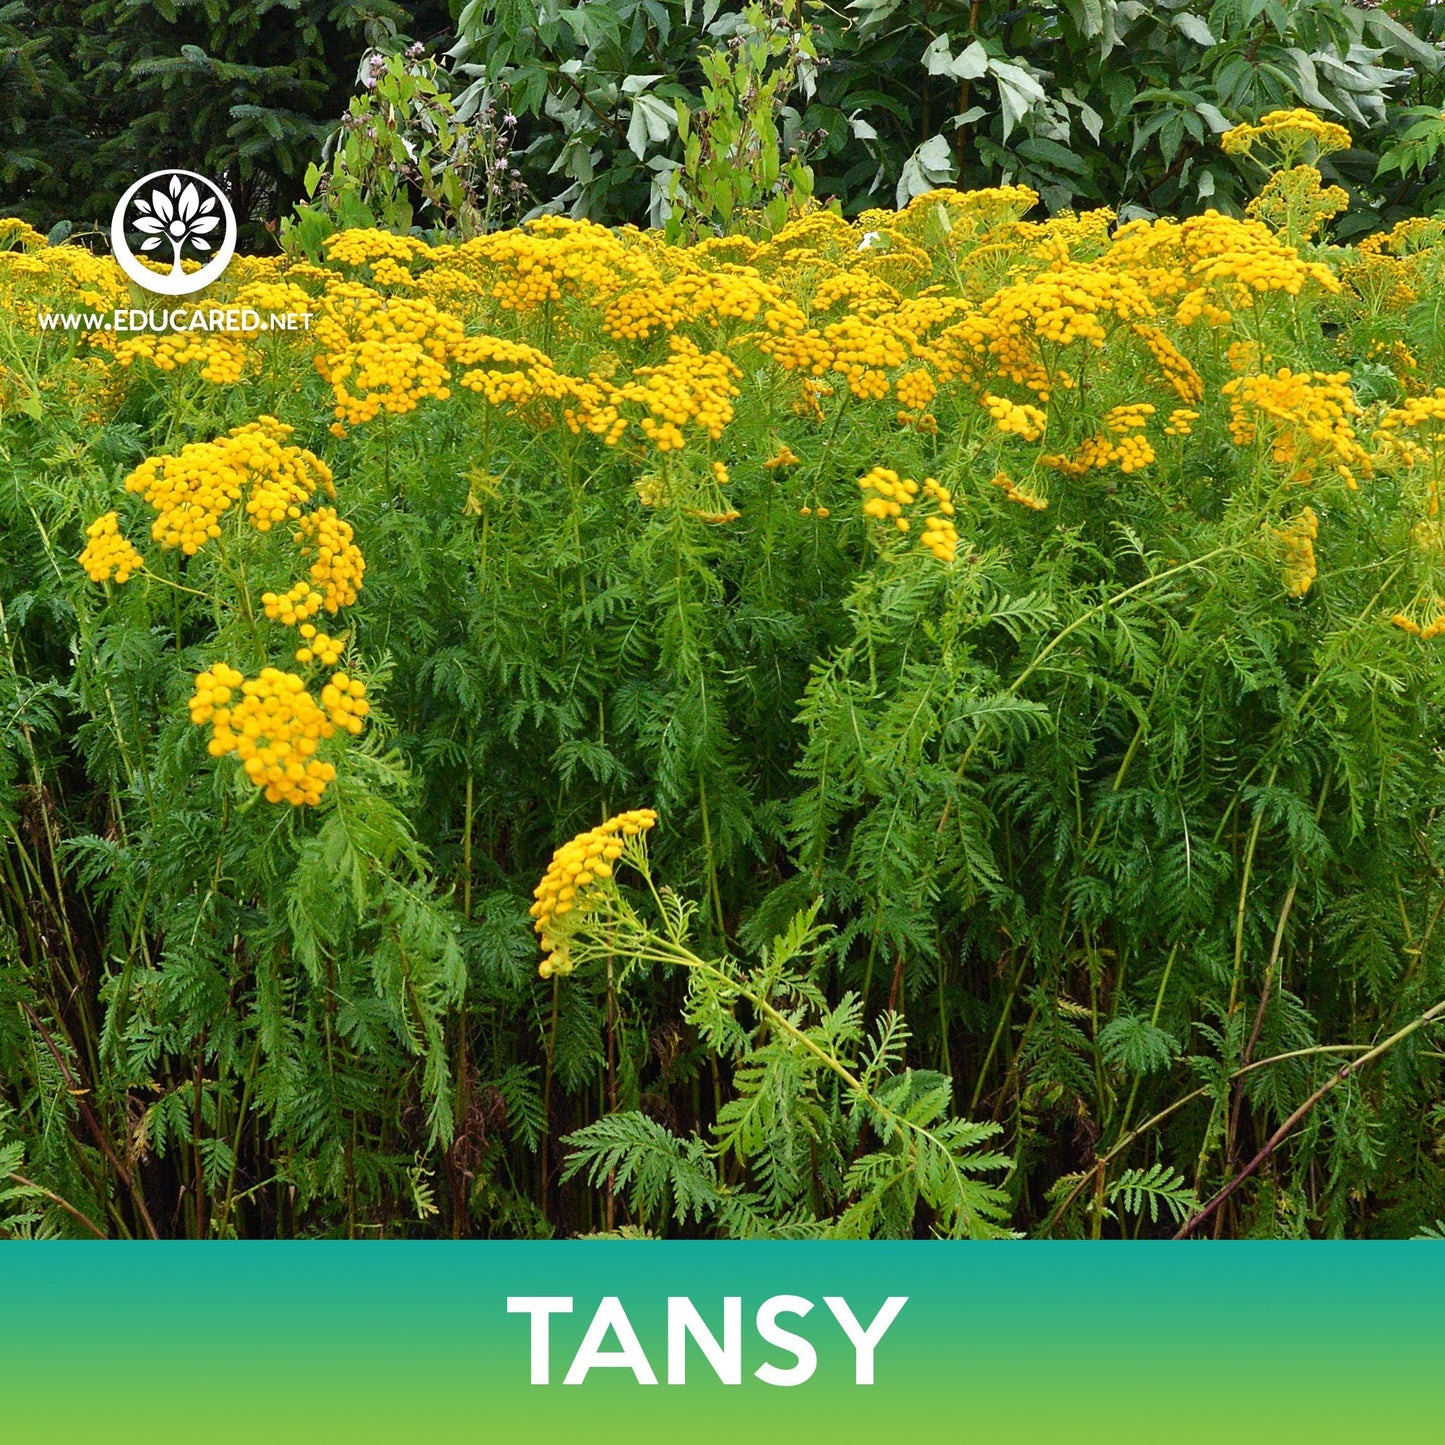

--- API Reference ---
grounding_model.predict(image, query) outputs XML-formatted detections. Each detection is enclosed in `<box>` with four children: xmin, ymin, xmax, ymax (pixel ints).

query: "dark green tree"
<box><xmin>0</xmin><ymin>2</ymin><xmax>77</xmax><ymax>223</ymax></box>
<box><xmin>2</xmin><ymin>1</ymin><xmax>454</xmax><ymax>244</ymax></box>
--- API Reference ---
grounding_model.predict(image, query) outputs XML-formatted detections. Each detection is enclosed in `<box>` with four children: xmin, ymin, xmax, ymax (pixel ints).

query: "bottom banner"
<box><xmin>0</xmin><ymin>1243</ymin><xmax>1431</xmax><ymax>1442</ymax></box>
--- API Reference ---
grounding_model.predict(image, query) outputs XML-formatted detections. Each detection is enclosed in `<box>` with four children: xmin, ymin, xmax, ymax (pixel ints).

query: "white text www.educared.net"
<box><xmin>36</xmin><ymin>308</ymin><xmax>312</xmax><ymax>333</ymax></box>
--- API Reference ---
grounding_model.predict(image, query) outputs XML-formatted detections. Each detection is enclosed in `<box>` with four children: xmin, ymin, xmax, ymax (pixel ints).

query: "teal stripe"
<box><xmin>0</xmin><ymin>1243</ymin><xmax>1434</xmax><ymax>1443</ymax></box>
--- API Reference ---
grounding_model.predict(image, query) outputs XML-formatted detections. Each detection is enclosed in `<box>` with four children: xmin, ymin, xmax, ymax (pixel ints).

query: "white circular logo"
<box><xmin>110</xmin><ymin>169</ymin><xmax>237</xmax><ymax>296</ymax></box>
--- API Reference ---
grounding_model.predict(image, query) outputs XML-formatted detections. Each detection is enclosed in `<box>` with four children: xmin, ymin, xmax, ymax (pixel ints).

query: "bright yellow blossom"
<box><xmin>79</xmin><ymin>512</ymin><xmax>143</xmax><ymax>583</ymax></box>
<box><xmin>530</xmin><ymin>808</ymin><xmax>659</xmax><ymax>977</ymax></box>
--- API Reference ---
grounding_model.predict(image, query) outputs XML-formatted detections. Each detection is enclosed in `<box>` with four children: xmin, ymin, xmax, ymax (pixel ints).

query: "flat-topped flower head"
<box><xmin>1222</xmin><ymin>109</ymin><xmax>1352</xmax><ymax>170</ymax></box>
<box><xmin>79</xmin><ymin>512</ymin><xmax>142</xmax><ymax>584</ymax></box>
<box><xmin>189</xmin><ymin>665</ymin><xmax>341</xmax><ymax>806</ymax></box>
<box><xmin>530</xmin><ymin>809</ymin><xmax>658</xmax><ymax>977</ymax></box>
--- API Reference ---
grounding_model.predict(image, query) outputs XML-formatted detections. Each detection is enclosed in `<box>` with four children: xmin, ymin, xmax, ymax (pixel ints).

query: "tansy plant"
<box><xmin>10</xmin><ymin>107</ymin><xmax>1445</xmax><ymax>1242</ymax></box>
<box><xmin>535</xmin><ymin>811</ymin><xmax>1012</xmax><ymax>1238</ymax></box>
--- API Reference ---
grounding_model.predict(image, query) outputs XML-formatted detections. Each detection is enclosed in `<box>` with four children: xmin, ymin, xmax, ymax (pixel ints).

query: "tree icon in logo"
<box><xmin>132</xmin><ymin>175</ymin><xmax>222</xmax><ymax>275</ymax></box>
<box><xmin>110</xmin><ymin>169</ymin><xmax>238</xmax><ymax>297</ymax></box>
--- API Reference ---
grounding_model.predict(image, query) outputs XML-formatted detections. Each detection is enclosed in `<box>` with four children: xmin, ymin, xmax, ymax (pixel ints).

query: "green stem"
<box><xmin>1176</xmin><ymin>995</ymin><xmax>1445</xmax><ymax>1238</ymax></box>
<box><xmin>936</xmin><ymin>545</ymin><xmax>1235</xmax><ymax>837</ymax></box>
<box><xmin>1041</xmin><ymin>1041</ymin><xmax>1373</xmax><ymax>1235</ymax></box>
<box><xmin>1113</xmin><ymin>942</ymin><xmax>1180</xmax><ymax>1145</ymax></box>
<box><xmin>968</xmin><ymin>948</ymin><xmax>1028</xmax><ymax>1114</ymax></box>
<box><xmin>1227</xmin><ymin>762</ymin><xmax>1279</xmax><ymax>1019</ymax></box>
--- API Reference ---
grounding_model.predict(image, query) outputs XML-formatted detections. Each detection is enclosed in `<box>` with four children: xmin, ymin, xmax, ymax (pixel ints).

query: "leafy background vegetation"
<box><xmin>4</xmin><ymin>0</ymin><xmax>1445</xmax><ymax>235</ymax></box>
<box><xmin>2</xmin><ymin>5</ymin><xmax>1445</xmax><ymax>1240</ymax></box>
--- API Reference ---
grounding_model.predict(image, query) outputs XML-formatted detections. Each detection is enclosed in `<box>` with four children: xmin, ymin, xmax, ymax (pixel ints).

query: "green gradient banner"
<box><xmin>0</xmin><ymin>1243</ymin><xmax>1434</xmax><ymax>1443</ymax></box>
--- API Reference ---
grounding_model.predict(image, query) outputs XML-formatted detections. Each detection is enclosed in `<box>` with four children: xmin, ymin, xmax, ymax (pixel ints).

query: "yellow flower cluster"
<box><xmin>313</xmin><ymin>284</ymin><xmax>462</xmax><ymax>430</ymax></box>
<box><xmin>1099</xmin><ymin>218</ymin><xmax>1191</xmax><ymax>307</ymax></box>
<box><xmin>0</xmin><ymin>216</ymin><xmax>47</xmax><ymax>251</ymax></box>
<box><xmin>793</xmin><ymin>379</ymin><xmax>835</xmax><ymax>422</ymax></box>
<box><xmin>114</xmin><ymin>332</ymin><xmax>248</xmax><ymax>385</ymax></box>
<box><xmin>1392</xmin><ymin>602</ymin><xmax>1445</xmax><ymax>641</ymax></box>
<box><xmin>1016</xmin><ymin>209</ymin><xmax>1117</xmax><ymax>267</ymax></box>
<box><xmin>320</xmin><ymin>672</ymin><xmax>369</xmax><ymax>734</ymax></box>
<box><xmin>232</xmin><ymin>280</ymin><xmax>313</xmax><ymax>317</ymax></box>
<box><xmin>1388</xmin><ymin>342</ymin><xmax>1423</xmax><ymax>393</ymax></box>
<box><xmin>296</xmin><ymin>626</ymin><xmax>344</xmax><ymax>667</ymax></box>
<box><xmin>1227</xmin><ymin>340</ymin><xmax>1265</xmax><ymax>373</ymax></box>
<box><xmin>1222</xmin><ymin>369</ymin><xmax>1369</xmax><ymax>486</ymax></box>
<box><xmin>462</xmin><ymin>219</ymin><xmax>650</xmax><ymax>314</ymax></box>
<box><xmin>604</xmin><ymin>287</ymin><xmax>678</xmax><ymax>342</ymax></box>
<box><xmin>1039</xmin><ymin>440</ymin><xmax>1097</xmax><ymax>477</ymax></box>
<box><xmin>990</xmin><ymin>471</ymin><xmax>1048</xmax><ymax>510</ymax></box>
<box><xmin>122</xmin><ymin>438</ymin><xmax>236</xmax><ymax>554</ymax></box>
<box><xmin>855</xmin><ymin>235</ymin><xmax>932</xmax><ymax>292</ymax></box>
<box><xmin>859</xmin><ymin>466</ymin><xmax>918</xmax><ymax>528</ymax></box>
<box><xmin>2</xmin><ymin>241</ymin><xmax>127</xmax><ymax>319</ymax></box>
<box><xmin>295</xmin><ymin>507</ymin><xmax>365</xmax><ymax>612</ymax></box>
<box><xmin>1363</xmin><ymin>216</ymin><xmax>1445</xmax><ymax>257</ymax></box>
<box><xmin>983</xmin><ymin>392</ymin><xmax>1048</xmax><ymax>442</ymax></box>
<box><xmin>453</xmin><ymin>334</ymin><xmax>618</xmax><ymax>434</ymax></box>
<box><xmin>1341</xmin><ymin>253</ymin><xmax>1421</xmax><ymax>317</ymax></box>
<box><xmin>1130</xmin><ymin>324</ymin><xmax>1205</xmax><ymax>404</ymax></box>
<box><xmin>1175</xmin><ymin>212</ymin><xmax>1340</xmax><ymax>325</ymax></box>
<box><xmin>1222</xmin><ymin>109</ymin><xmax>1352</xmax><ymax>165</ymax></box>
<box><xmin>751</xmin><ymin>300</ymin><xmax>834</xmax><ymax>378</ymax></box>
<box><xmin>452</xmin><ymin>334</ymin><xmax>554</xmax><ymax>375</ymax></box>
<box><xmin>188</xmin><ymin>663</ymin><xmax>245</xmax><ymax>729</ymax></box>
<box><xmin>79</xmin><ymin>512</ymin><xmax>143</xmax><ymax>584</ymax></box>
<box><xmin>811</xmin><ymin>268</ymin><xmax>899</xmax><ymax>316</ymax></box>
<box><xmin>614</xmin><ymin>337</ymin><xmax>742</xmax><ymax>452</ymax></box>
<box><xmin>890</xmin><ymin>184</ymin><xmax>1039</xmax><ymax>247</ymax></box>
<box><xmin>457</xmin><ymin>358</ymin><xmax>567</xmax><ymax>410</ymax></box>
<box><xmin>858</xmin><ymin>467</ymin><xmax>959</xmax><ymax>559</ymax></box>
<box><xmin>123</xmin><ymin>416</ymin><xmax>331</xmax><ymax>556</ymax></box>
<box><xmin>1376</xmin><ymin>388</ymin><xmax>1445</xmax><ymax>460</ymax></box>
<box><xmin>324</xmin><ymin>231</ymin><xmax>437</xmax><ymax>272</ymax></box>
<box><xmin>191</xmin><ymin>665</ymin><xmax>340</xmax><ymax>806</ymax></box>
<box><xmin>1246</xmin><ymin>166</ymin><xmax>1349</xmax><ymax>242</ymax></box>
<box><xmin>1103</xmin><ymin>436</ymin><xmax>1155</xmax><ymax>474</ymax></box>
<box><xmin>895</xmin><ymin>368</ymin><xmax>937</xmax><ymax>413</ymax></box>
<box><xmin>26</xmin><ymin>122</ymin><xmax>1444</xmax><ymax>682</ymax></box>
<box><xmin>757</xmin><ymin>208</ymin><xmax>864</xmax><ymax>268</ymax></box>
<box><xmin>263</xmin><ymin>581</ymin><xmax>325</xmax><ymax>625</ymax></box>
<box><xmin>1271</xmin><ymin>506</ymin><xmax>1319</xmax><ymax>598</ymax></box>
<box><xmin>530</xmin><ymin>808</ymin><xmax>658</xmax><ymax>977</ymax></box>
<box><xmin>243</xmin><ymin>425</ymin><xmax>334</xmax><ymax>532</ymax></box>
<box><xmin>982</xmin><ymin>262</ymin><xmax>1152</xmax><ymax>351</ymax></box>
<box><xmin>1376</xmin><ymin>390</ymin><xmax>1445</xmax><ymax>519</ymax></box>
<box><xmin>1102</xmin><ymin>403</ymin><xmax>1157</xmax><ymax>472</ymax></box>
<box><xmin>690</xmin><ymin>235</ymin><xmax>760</xmax><ymax>267</ymax></box>
<box><xmin>604</xmin><ymin>268</ymin><xmax>770</xmax><ymax>342</ymax></box>
<box><xmin>822</xmin><ymin>315</ymin><xmax>911</xmax><ymax>399</ymax></box>
<box><xmin>919</xmin><ymin>478</ymin><xmax>959</xmax><ymax>562</ymax></box>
